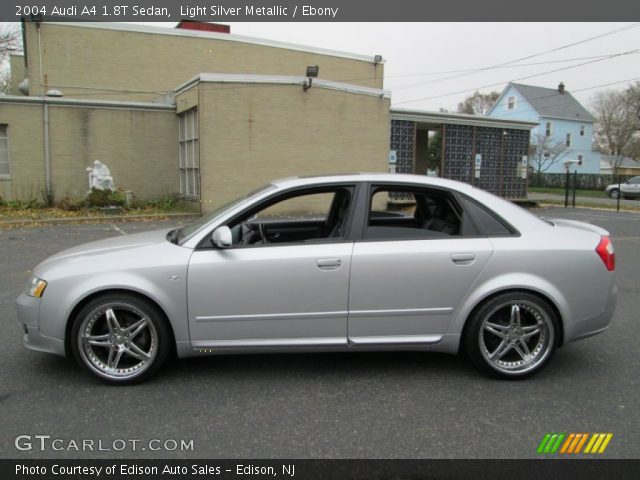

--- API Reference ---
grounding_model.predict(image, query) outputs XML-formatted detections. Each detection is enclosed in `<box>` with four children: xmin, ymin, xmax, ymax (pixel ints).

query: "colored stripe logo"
<box><xmin>537</xmin><ymin>433</ymin><xmax>613</xmax><ymax>454</ymax></box>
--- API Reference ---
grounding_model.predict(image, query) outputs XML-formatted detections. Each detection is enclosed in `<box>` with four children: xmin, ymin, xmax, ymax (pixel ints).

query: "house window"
<box><xmin>0</xmin><ymin>125</ymin><xmax>9</xmax><ymax>178</ymax></box>
<box><xmin>178</xmin><ymin>109</ymin><xmax>199</xmax><ymax>197</ymax></box>
<box><xmin>507</xmin><ymin>96</ymin><xmax>516</xmax><ymax>110</ymax></box>
<box><xmin>578</xmin><ymin>155</ymin><xmax>583</xmax><ymax>166</ymax></box>
<box><xmin>566</xmin><ymin>133</ymin><xmax>572</xmax><ymax>147</ymax></box>
<box><xmin>545</xmin><ymin>122</ymin><xmax>552</xmax><ymax>136</ymax></box>
<box><xmin>580</xmin><ymin>125</ymin><xmax>585</xmax><ymax>137</ymax></box>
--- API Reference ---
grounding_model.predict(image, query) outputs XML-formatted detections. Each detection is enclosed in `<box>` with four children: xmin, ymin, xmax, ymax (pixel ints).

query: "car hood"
<box><xmin>35</xmin><ymin>227</ymin><xmax>174</xmax><ymax>271</ymax></box>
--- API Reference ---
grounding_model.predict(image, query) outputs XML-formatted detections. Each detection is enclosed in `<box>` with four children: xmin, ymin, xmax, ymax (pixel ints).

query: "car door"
<box><xmin>347</xmin><ymin>185</ymin><xmax>493</xmax><ymax>345</ymax></box>
<box><xmin>623</xmin><ymin>176</ymin><xmax>640</xmax><ymax>196</ymax></box>
<box><xmin>187</xmin><ymin>187</ymin><xmax>355</xmax><ymax>350</ymax></box>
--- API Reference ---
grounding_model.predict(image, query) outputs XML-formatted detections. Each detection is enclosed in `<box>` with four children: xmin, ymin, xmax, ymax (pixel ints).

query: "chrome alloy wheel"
<box><xmin>77</xmin><ymin>302</ymin><xmax>158</xmax><ymax>381</ymax></box>
<box><xmin>479</xmin><ymin>300</ymin><xmax>555</xmax><ymax>376</ymax></box>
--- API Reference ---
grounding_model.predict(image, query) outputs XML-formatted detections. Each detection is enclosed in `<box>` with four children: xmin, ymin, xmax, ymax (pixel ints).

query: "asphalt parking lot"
<box><xmin>0</xmin><ymin>207</ymin><xmax>638</xmax><ymax>459</ymax></box>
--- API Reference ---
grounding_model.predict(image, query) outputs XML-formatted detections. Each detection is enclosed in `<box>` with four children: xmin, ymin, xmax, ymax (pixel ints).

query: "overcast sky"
<box><xmin>5</xmin><ymin>20</ymin><xmax>637</xmax><ymax>112</ymax></box>
<box><xmin>134</xmin><ymin>22</ymin><xmax>640</xmax><ymax>113</ymax></box>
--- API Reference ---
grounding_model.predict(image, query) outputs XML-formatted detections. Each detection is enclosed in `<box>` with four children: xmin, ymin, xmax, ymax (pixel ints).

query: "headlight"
<box><xmin>26</xmin><ymin>277</ymin><xmax>47</xmax><ymax>298</ymax></box>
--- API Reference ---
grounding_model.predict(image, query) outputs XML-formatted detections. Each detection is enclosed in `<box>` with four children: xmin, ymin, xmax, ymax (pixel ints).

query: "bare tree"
<box><xmin>592</xmin><ymin>88</ymin><xmax>640</xmax><ymax>174</ymax></box>
<box><xmin>457</xmin><ymin>91</ymin><xmax>500</xmax><ymax>116</ymax></box>
<box><xmin>529</xmin><ymin>132</ymin><xmax>567</xmax><ymax>180</ymax></box>
<box><xmin>0</xmin><ymin>24</ymin><xmax>22</xmax><ymax>94</ymax></box>
<box><xmin>628</xmin><ymin>82</ymin><xmax>640</xmax><ymax>123</ymax></box>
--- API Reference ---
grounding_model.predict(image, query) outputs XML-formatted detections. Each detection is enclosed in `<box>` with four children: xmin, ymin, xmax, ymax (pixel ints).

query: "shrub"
<box><xmin>4</xmin><ymin>198</ymin><xmax>39</xmax><ymax>210</ymax></box>
<box><xmin>85</xmin><ymin>188</ymin><xmax>126</xmax><ymax>207</ymax></box>
<box><xmin>56</xmin><ymin>196</ymin><xmax>85</xmax><ymax>211</ymax></box>
<box><xmin>145</xmin><ymin>193</ymin><xmax>181</xmax><ymax>210</ymax></box>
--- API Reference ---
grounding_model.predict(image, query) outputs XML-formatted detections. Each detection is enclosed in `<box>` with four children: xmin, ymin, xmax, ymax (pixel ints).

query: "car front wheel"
<box><xmin>608</xmin><ymin>188</ymin><xmax>620</xmax><ymax>199</ymax></box>
<box><xmin>70</xmin><ymin>293</ymin><xmax>171</xmax><ymax>384</ymax></box>
<box><xmin>464</xmin><ymin>292</ymin><xmax>558</xmax><ymax>379</ymax></box>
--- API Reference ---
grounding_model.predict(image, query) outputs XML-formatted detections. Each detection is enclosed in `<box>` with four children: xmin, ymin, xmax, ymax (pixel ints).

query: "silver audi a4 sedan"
<box><xmin>17</xmin><ymin>174</ymin><xmax>617</xmax><ymax>384</ymax></box>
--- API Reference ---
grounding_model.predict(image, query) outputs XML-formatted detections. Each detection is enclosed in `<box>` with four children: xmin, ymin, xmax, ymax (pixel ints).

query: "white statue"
<box><xmin>86</xmin><ymin>160</ymin><xmax>115</xmax><ymax>190</ymax></box>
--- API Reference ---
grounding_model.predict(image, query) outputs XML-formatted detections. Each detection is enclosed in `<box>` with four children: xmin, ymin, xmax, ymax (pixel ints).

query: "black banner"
<box><xmin>1</xmin><ymin>0</ymin><xmax>640</xmax><ymax>22</ymax></box>
<box><xmin>4</xmin><ymin>459</ymin><xmax>640</xmax><ymax>480</ymax></box>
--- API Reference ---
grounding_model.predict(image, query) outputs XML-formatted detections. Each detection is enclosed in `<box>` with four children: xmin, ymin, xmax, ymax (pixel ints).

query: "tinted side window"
<box><xmin>365</xmin><ymin>187</ymin><xmax>463</xmax><ymax>240</ymax></box>
<box><xmin>460</xmin><ymin>197</ymin><xmax>513</xmax><ymax>236</ymax></box>
<box><xmin>224</xmin><ymin>187</ymin><xmax>355</xmax><ymax>247</ymax></box>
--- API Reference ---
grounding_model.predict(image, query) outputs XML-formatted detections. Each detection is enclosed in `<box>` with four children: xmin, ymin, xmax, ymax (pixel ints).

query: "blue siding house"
<box><xmin>486</xmin><ymin>82</ymin><xmax>598</xmax><ymax>173</ymax></box>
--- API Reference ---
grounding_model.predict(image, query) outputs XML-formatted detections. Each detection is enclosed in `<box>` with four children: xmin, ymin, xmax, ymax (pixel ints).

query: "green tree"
<box><xmin>426</xmin><ymin>131</ymin><xmax>442</xmax><ymax>171</ymax></box>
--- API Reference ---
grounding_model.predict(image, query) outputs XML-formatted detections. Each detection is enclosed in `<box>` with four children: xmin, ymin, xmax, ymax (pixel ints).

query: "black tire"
<box><xmin>464</xmin><ymin>292</ymin><xmax>559</xmax><ymax>380</ymax></box>
<box><xmin>70</xmin><ymin>293</ymin><xmax>171</xmax><ymax>384</ymax></box>
<box><xmin>608</xmin><ymin>189</ymin><xmax>620</xmax><ymax>199</ymax></box>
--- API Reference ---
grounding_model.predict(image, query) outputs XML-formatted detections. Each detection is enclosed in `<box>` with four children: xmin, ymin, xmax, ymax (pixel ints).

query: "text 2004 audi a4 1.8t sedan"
<box><xmin>17</xmin><ymin>174</ymin><xmax>617</xmax><ymax>384</ymax></box>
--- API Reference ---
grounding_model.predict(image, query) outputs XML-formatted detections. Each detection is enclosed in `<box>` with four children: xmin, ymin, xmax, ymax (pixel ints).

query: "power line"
<box><xmin>391</xmin><ymin>22</ymin><xmax>640</xmax><ymax>91</ymax></box>
<box><xmin>408</xmin><ymin>77</ymin><xmax>640</xmax><ymax>122</ymax></box>
<box><xmin>393</xmin><ymin>48</ymin><xmax>640</xmax><ymax>106</ymax></box>
<box><xmin>385</xmin><ymin>52</ymin><xmax>640</xmax><ymax>80</ymax></box>
<box><xmin>330</xmin><ymin>51</ymin><xmax>640</xmax><ymax>86</ymax></box>
<box><xmin>393</xmin><ymin>52</ymin><xmax>640</xmax><ymax>91</ymax></box>
<box><xmin>488</xmin><ymin>77</ymin><xmax>640</xmax><ymax>115</ymax></box>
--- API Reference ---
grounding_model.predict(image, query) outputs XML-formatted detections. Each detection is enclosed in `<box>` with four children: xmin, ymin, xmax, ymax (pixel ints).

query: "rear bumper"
<box><xmin>564</xmin><ymin>282</ymin><xmax>617</xmax><ymax>344</ymax></box>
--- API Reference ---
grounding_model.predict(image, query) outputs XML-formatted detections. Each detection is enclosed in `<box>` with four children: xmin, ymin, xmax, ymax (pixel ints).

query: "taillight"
<box><xmin>595</xmin><ymin>236</ymin><xmax>615</xmax><ymax>271</ymax></box>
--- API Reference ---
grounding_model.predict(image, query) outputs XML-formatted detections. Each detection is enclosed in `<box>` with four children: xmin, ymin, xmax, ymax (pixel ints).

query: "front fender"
<box><xmin>38</xmin><ymin>269</ymin><xmax>190</xmax><ymax>351</ymax></box>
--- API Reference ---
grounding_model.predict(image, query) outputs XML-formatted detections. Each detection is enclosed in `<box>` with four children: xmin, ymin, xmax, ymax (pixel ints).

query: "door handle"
<box><xmin>450</xmin><ymin>253</ymin><xmax>476</xmax><ymax>265</ymax></box>
<box><xmin>316</xmin><ymin>258</ymin><xmax>342</xmax><ymax>270</ymax></box>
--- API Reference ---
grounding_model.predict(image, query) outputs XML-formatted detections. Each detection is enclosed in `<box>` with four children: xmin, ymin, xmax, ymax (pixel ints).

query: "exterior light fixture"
<box><xmin>303</xmin><ymin>65</ymin><xmax>319</xmax><ymax>91</ymax></box>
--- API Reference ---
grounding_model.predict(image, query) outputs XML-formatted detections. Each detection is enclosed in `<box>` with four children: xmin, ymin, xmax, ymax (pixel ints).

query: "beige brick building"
<box><xmin>0</xmin><ymin>21</ymin><xmax>390</xmax><ymax>207</ymax></box>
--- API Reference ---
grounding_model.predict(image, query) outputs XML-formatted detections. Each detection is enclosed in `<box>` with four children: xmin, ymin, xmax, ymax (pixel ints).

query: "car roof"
<box><xmin>270</xmin><ymin>173</ymin><xmax>476</xmax><ymax>193</ymax></box>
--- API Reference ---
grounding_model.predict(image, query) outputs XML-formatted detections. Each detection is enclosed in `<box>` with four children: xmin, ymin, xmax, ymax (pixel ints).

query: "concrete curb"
<box><xmin>0</xmin><ymin>212</ymin><xmax>201</xmax><ymax>226</ymax></box>
<box><xmin>534</xmin><ymin>201</ymin><xmax>640</xmax><ymax>213</ymax></box>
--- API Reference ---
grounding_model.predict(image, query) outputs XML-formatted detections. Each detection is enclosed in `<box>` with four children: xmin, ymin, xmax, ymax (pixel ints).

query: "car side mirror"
<box><xmin>212</xmin><ymin>226</ymin><xmax>232</xmax><ymax>248</ymax></box>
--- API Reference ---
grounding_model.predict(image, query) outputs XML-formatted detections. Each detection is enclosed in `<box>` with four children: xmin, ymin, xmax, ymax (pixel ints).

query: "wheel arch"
<box><xmin>64</xmin><ymin>288</ymin><xmax>177</xmax><ymax>358</ymax></box>
<box><xmin>459</xmin><ymin>287</ymin><xmax>565</xmax><ymax>353</ymax></box>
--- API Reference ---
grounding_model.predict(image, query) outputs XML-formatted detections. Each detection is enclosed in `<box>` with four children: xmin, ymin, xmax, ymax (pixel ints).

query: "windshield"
<box><xmin>175</xmin><ymin>184</ymin><xmax>276</xmax><ymax>243</ymax></box>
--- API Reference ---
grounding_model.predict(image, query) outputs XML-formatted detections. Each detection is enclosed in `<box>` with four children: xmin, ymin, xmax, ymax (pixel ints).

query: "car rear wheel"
<box><xmin>608</xmin><ymin>188</ymin><xmax>620</xmax><ymax>199</ymax></box>
<box><xmin>464</xmin><ymin>292</ymin><xmax>558</xmax><ymax>379</ymax></box>
<box><xmin>70</xmin><ymin>293</ymin><xmax>171</xmax><ymax>384</ymax></box>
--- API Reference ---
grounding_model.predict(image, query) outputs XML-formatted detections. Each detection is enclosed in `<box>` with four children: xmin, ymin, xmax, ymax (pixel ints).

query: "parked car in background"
<box><xmin>17</xmin><ymin>174</ymin><xmax>617</xmax><ymax>384</ymax></box>
<box><xmin>605</xmin><ymin>176</ymin><xmax>640</xmax><ymax>199</ymax></box>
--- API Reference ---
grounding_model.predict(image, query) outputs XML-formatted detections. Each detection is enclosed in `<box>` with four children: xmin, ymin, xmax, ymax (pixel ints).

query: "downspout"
<box><xmin>36</xmin><ymin>22</ymin><xmax>44</xmax><ymax>93</ymax></box>
<box><xmin>43</xmin><ymin>99</ymin><xmax>51</xmax><ymax>201</ymax></box>
<box><xmin>37</xmin><ymin>21</ymin><xmax>52</xmax><ymax>201</ymax></box>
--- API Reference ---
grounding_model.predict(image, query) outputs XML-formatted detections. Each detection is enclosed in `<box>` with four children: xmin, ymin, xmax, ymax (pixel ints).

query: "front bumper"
<box><xmin>22</xmin><ymin>325</ymin><xmax>65</xmax><ymax>356</ymax></box>
<box><xmin>16</xmin><ymin>292</ymin><xmax>65</xmax><ymax>356</ymax></box>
